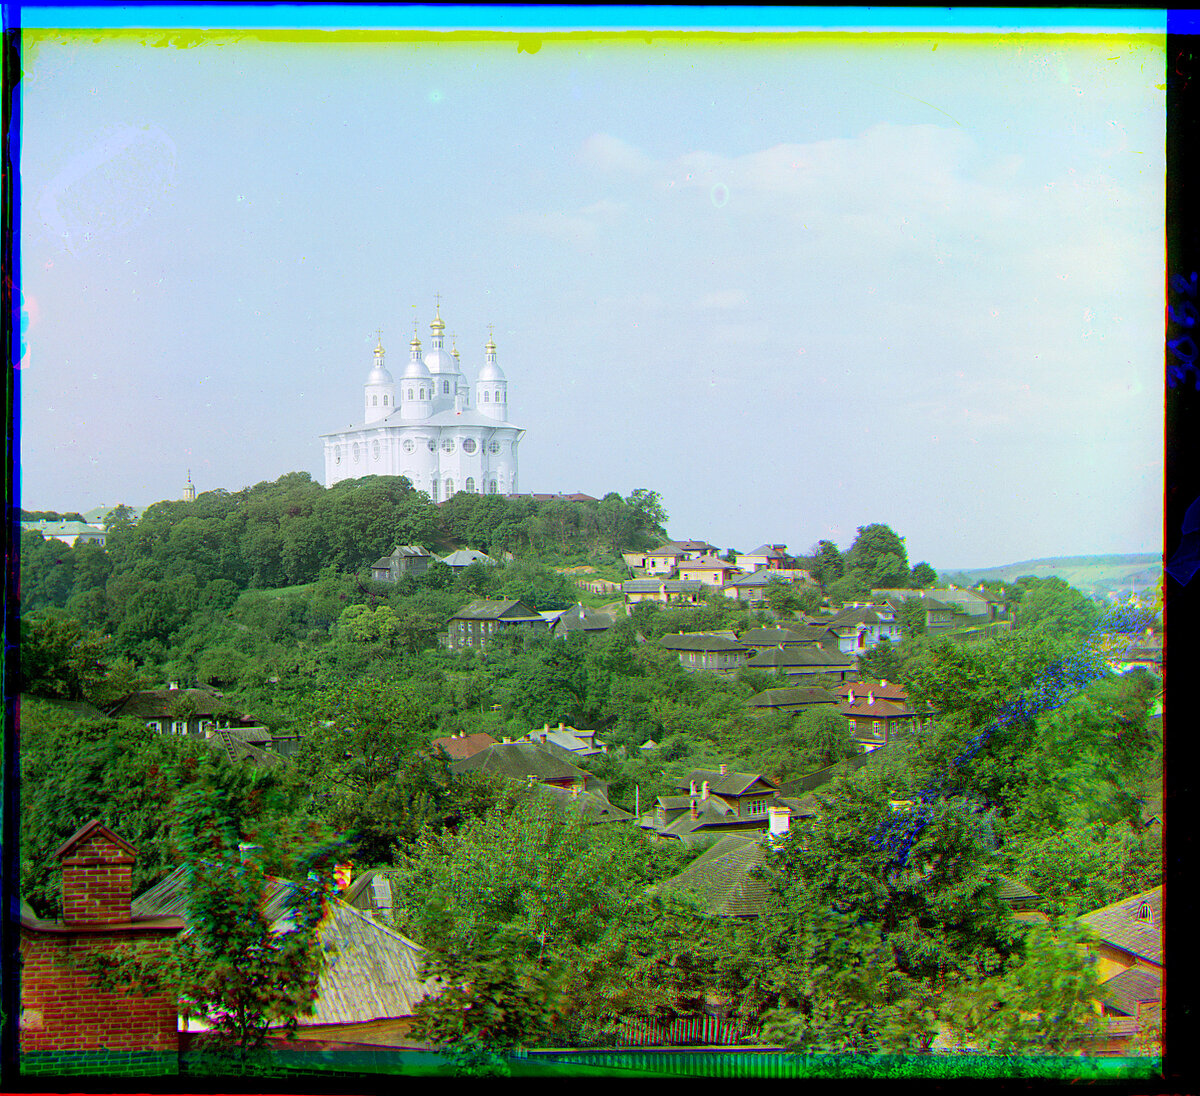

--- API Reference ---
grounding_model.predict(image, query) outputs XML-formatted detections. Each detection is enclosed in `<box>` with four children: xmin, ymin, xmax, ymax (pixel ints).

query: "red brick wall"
<box><xmin>20</xmin><ymin>929</ymin><xmax>180</xmax><ymax>1053</ymax></box>
<box><xmin>61</xmin><ymin>831</ymin><xmax>134</xmax><ymax>926</ymax></box>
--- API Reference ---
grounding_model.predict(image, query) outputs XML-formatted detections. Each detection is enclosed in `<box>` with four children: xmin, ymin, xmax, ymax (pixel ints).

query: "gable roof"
<box><xmin>449</xmin><ymin>598</ymin><xmax>541</xmax><ymax>621</ymax></box>
<box><xmin>826</xmin><ymin>606</ymin><xmax>895</xmax><ymax>627</ymax></box>
<box><xmin>837</xmin><ymin>681</ymin><xmax>910</xmax><ymax>702</ymax></box>
<box><xmin>55</xmin><ymin>819</ymin><xmax>138</xmax><ymax>861</ymax></box>
<box><xmin>1079</xmin><ymin>886</ymin><xmax>1163</xmax><ymax>965</ymax></box>
<box><xmin>838</xmin><ymin>698</ymin><xmax>912</xmax><ymax>719</ymax></box>
<box><xmin>678</xmin><ymin>556</ymin><xmax>737</xmax><ymax>572</ymax></box>
<box><xmin>657</xmin><ymin>834</ymin><xmax>771</xmax><ymax>918</ymax></box>
<box><xmin>679</xmin><ymin>769</ymin><xmax>776</xmax><ymax>797</ymax></box>
<box><xmin>539</xmin><ymin>784</ymin><xmax>635</xmax><ymax>823</ymax></box>
<box><xmin>107</xmin><ymin>688</ymin><xmax>239</xmax><ymax>720</ymax></box>
<box><xmin>744</xmin><ymin>545</ymin><xmax>787</xmax><ymax>559</ymax></box>
<box><xmin>442</xmin><ymin>549</ymin><xmax>497</xmax><ymax>568</ymax></box>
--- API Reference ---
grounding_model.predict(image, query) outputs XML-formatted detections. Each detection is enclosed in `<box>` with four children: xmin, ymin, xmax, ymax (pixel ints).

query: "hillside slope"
<box><xmin>939</xmin><ymin>553</ymin><xmax>1161</xmax><ymax>599</ymax></box>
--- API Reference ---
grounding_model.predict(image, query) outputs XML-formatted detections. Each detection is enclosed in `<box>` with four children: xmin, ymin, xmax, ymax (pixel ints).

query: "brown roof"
<box><xmin>657</xmin><ymin>834</ymin><xmax>771</xmax><ymax>918</ymax></box>
<box><xmin>1099</xmin><ymin>967</ymin><xmax>1161</xmax><ymax>1017</ymax></box>
<box><xmin>431</xmin><ymin>732</ymin><xmax>498</xmax><ymax>760</ymax></box>
<box><xmin>55</xmin><ymin>819</ymin><xmax>138</xmax><ymax>861</ymax></box>
<box><xmin>836</xmin><ymin>681</ymin><xmax>909</xmax><ymax>702</ymax></box>
<box><xmin>838</xmin><ymin>699</ymin><xmax>912</xmax><ymax>719</ymax></box>
<box><xmin>1080</xmin><ymin>886</ymin><xmax>1163</xmax><ymax>965</ymax></box>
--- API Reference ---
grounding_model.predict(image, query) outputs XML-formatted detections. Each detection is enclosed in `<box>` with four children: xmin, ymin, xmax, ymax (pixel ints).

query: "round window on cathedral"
<box><xmin>442</xmin><ymin>439</ymin><xmax>455</xmax><ymax>454</ymax></box>
<box><xmin>488</xmin><ymin>441</ymin><xmax>500</xmax><ymax>454</ymax></box>
<box><xmin>462</xmin><ymin>438</ymin><xmax>477</xmax><ymax>454</ymax></box>
<box><xmin>403</xmin><ymin>439</ymin><xmax>415</xmax><ymax>453</ymax></box>
<box><xmin>372</xmin><ymin>440</ymin><xmax>380</xmax><ymax>461</ymax></box>
<box><xmin>353</xmin><ymin>443</ymin><xmax>360</xmax><ymax>463</ymax></box>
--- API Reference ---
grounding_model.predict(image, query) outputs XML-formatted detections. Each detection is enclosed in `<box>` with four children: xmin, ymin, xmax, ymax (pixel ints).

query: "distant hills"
<box><xmin>938</xmin><ymin>554</ymin><xmax>1161</xmax><ymax>600</ymax></box>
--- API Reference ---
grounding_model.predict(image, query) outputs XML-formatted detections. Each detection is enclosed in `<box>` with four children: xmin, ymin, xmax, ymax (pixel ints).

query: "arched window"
<box><xmin>483</xmin><ymin>390</ymin><xmax>490</xmax><ymax>402</ymax></box>
<box><xmin>495</xmin><ymin>389</ymin><xmax>502</xmax><ymax>402</ymax></box>
<box><xmin>430</xmin><ymin>481</ymin><xmax>438</xmax><ymax>502</ymax></box>
<box><xmin>408</xmin><ymin>388</ymin><xmax>414</xmax><ymax>400</ymax></box>
<box><xmin>372</xmin><ymin>395</ymin><xmax>378</xmax><ymax>406</ymax></box>
<box><xmin>420</xmin><ymin>387</ymin><xmax>425</xmax><ymax>400</ymax></box>
<box><xmin>445</xmin><ymin>479</ymin><xmax>454</xmax><ymax>497</ymax></box>
<box><xmin>488</xmin><ymin>480</ymin><xmax>497</xmax><ymax>494</ymax></box>
<box><xmin>383</xmin><ymin>395</ymin><xmax>388</xmax><ymax>406</ymax></box>
<box><xmin>465</xmin><ymin>477</ymin><xmax>476</xmax><ymax>493</ymax></box>
<box><xmin>443</xmin><ymin>380</ymin><xmax>450</xmax><ymax>394</ymax></box>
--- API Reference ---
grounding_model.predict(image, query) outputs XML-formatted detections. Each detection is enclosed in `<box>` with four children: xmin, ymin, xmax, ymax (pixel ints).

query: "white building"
<box><xmin>320</xmin><ymin>305</ymin><xmax>524</xmax><ymax>500</ymax></box>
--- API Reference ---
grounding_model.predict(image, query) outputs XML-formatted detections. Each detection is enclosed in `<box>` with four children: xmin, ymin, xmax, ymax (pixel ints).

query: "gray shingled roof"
<box><xmin>1080</xmin><ymin>886</ymin><xmax>1163</xmax><ymax>965</ymax></box>
<box><xmin>107</xmin><ymin>688</ymin><xmax>239</xmax><ymax>720</ymax></box>
<box><xmin>658</xmin><ymin>633</ymin><xmax>749</xmax><ymax>653</ymax></box>
<box><xmin>448</xmin><ymin>740</ymin><xmax>589</xmax><ymax>783</ymax></box>
<box><xmin>748</xmin><ymin>687</ymin><xmax>839</xmax><ymax>709</ymax></box>
<box><xmin>739</xmin><ymin>628</ymin><xmax>808</xmax><ymax>647</ymax></box>
<box><xmin>442</xmin><ymin>550</ymin><xmax>497</xmax><ymax>568</ymax></box>
<box><xmin>747</xmin><ymin>646</ymin><xmax>855</xmax><ymax>669</ymax></box>
<box><xmin>553</xmin><ymin>603</ymin><xmax>614</xmax><ymax>634</ymax></box>
<box><xmin>657</xmin><ymin>834</ymin><xmax>771</xmax><ymax>918</ymax></box>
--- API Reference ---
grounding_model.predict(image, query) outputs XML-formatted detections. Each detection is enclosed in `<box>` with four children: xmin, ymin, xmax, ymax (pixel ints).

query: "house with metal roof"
<box><xmin>736</xmin><ymin>544</ymin><xmax>790</xmax><ymax>573</ymax></box>
<box><xmin>524</xmin><ymin>722</ymin><xmax>608</xmax><ymax>758</ymax></box>
<box><xmin>445</xmin><ymin>598</ymin><xmax>544</xmax><ymax>649</ymax></box>
<box><xmin>824</xmin><ymin>605</ymin><xmax>903</xmax><ymax>654</ymax></box>
<box><xmin>658</xmin><ymin>632</ymin><xmax>751</xmax><ymax>674</ymax></box>
<box><xmin>369</xmin><ymin>545</ymin><xmax>432</xmax><ymax>582</ymax></box>
<box><xmin>747</xmin><ymin>686</ymin><xmax>840</xmax><ymax>715</ymax></box>
<box><xmin>838</xmin><ymin>689</ymin><xmax>923</xmax><ymax>748</ymax></box>
<box><xmin>677</xmin><ymin>556</ymin><xmax>740</xmax><ymax>587</ymax></box>
<box><xmin>105</xmin><ymin>688</ymin><xmax>250</xmax><ymax>738</ymax></box>
<box><xmin>722</xmin><ymin>569</ymin><xmax>815</xmax><ymax>603</ymax></box>
<box><xmin>745</xmin><ymin>644</ymin><xmax>857</xmax><ymax>683</ymax></box>
<box><xmin>441</xmin><ymin>548</ymin><xmax>498</xmax><ymax>572</ymax></box>
<box><xmin>622</xmin><ymin>578</ymin><xmax>705</xmax><ymax>614</ymax></box>
<box><xmin>551</xmin><ymin>603</ymin><xmax>614</xmax><ymax>638</ymax></box>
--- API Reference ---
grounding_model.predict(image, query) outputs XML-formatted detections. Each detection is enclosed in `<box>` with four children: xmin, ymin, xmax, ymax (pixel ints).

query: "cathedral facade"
<box><xmin>320</xmin><ymin>307</ymin><xmax>524</xmax><ymax>499</ymax></box>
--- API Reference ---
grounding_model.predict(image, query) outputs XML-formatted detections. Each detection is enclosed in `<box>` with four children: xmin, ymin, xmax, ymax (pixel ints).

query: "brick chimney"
<box><xmin>56</xmin><ymin>820</ymin><xmax>138</xmax><ymax>926</ymax></box>
<box><xmin>719</xmin><ymin>764</ymin><xmax>728</xmax><ymax>775</ymax></box>
<box><xmin>701</xmin><ymin>781</ymin><xmax>710</xmax><ymax>800</ymax></box>
<box><xmin>690</xmin><ymin>797</ymin><xmax>698</xmax><ymax>819</ymax></box>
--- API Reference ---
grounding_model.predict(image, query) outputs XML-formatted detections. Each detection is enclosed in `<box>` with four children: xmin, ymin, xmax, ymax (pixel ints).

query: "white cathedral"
<box><xmin>320</xmin><ymin>304</ymin><xmax>524</xmax><ymax>499</ymax></box>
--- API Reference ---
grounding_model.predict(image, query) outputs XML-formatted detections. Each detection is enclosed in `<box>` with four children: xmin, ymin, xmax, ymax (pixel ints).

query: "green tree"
<box><xmin>19</xmin><ymin>611</ymin><xmax>110</xmax><ymax>701</ymax></box>
<box><xmin>78</xmin><ymin>782</ymin><xmax>340</xmax><ymax>1074</ymax></box>
<box><xmin>810</xmin><ymin>540</ymin><xmax>844</xmax><ymax>586</ymax></box>
<box><xmin>896</xmin><ymin>598</ymin><xmax>927</xmax><ymax>638</ymax></box>
<box><xmin>845</xmin><ymin>524</ymin><xmax>910</xmax><ymax>587</ymax></box>
<box><xmin>910</xmin><ymin>562</ymin><xmax>938</xmax><ymax>588</ymax></box>
<box><xmin>942</xmin><ymin>919</ymin><xmax>1101</xmax><ymax>1053</ymax></box>
<box><xmin>1015</xmin><ymin>577</ymin><xmax>1101</xmax><ymax>640</ymax></box>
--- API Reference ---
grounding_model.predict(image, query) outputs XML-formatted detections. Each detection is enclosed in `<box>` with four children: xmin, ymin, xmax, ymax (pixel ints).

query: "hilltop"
<box><xmin>939</xmin><ymin>553</ymin><xmax>1161</xmax><ymax>599</ymax></box>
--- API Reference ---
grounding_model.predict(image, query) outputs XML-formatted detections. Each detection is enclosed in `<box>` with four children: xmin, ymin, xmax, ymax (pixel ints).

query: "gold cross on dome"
<box><xmin>488</xmin><ymin>323</ymin><xmax>495</xmax><ymax>340</ymax></box>
<box><xmin>434</xmin><ymin>291</ymin><xmax>442</xmax><ymax>313</ymax></box>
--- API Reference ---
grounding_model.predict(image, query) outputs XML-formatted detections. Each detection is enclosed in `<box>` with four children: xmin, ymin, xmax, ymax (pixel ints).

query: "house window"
<box><xmin>849</xmin><ymin>719</ymin><xmax>857</xmax><ymax>731</ymax></box>
<box><xmin>1137</xmin><ymin>902</ymin><xmax>1153</xmax><ymax>924</ymax></box>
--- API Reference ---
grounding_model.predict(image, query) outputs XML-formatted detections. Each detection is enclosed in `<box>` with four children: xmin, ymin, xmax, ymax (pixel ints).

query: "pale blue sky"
<box><xmin>17</xmin><ymin>10</ymin><xmax>1165</xmax><ymax>568</ymax></box>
